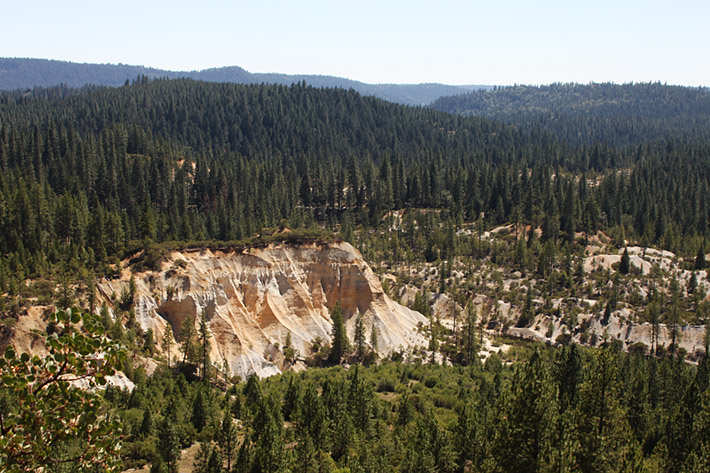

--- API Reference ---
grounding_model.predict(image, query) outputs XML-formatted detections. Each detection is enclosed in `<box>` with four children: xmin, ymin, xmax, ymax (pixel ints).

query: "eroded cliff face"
<box><xmin>97</xmin><ymin>241</ymin><xmax>427</xmax><ymax>379</ymax></box>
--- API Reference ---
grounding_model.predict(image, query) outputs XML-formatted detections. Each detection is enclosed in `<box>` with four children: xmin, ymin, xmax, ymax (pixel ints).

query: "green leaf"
<box><xmin>4</xmin><ymin>347</ymin><xmax>15</xmax><ymax>360</ymax></box>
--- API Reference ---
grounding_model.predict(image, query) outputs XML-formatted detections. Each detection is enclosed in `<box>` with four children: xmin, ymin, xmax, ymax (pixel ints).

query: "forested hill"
<box><xmin>0</xmin><ymin>78</ymin><xmax>548</xmax><ymax>164</ymax></box>
<box><xmin>430</xmin><ymin>82</ymin><xmax>710</xmax><ymax>146</ymax></box>
<box><xmin>0</xmin><ymin>57</ymin><xmax>486</xmax><ymax>105</ymax></box>
<box><xmin>0</xmin><ymin>78</ymin><xmax>551</xmax><ymax>269</ymax></box>
<box><xmin>1</xmin><ymin>78</ymin><xmax>710</xmax><ymax>283</ymax></box>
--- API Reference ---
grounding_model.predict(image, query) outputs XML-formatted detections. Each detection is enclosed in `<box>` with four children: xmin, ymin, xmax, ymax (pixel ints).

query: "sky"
<box><xmin>3</xmin><ymin>0</ymin><xmax>709</xmax><ymax>86</ymax></box>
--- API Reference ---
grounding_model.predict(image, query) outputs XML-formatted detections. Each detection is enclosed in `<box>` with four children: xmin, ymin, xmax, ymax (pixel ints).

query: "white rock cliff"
<box><xmin>97</xmin><ymin>241</ymin><xmax>427</xmax><ymax>379</ymax></box>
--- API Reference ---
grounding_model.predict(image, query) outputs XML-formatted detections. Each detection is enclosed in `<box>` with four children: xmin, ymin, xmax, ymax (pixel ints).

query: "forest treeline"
<box><xmin>108</xmin><ymin>342</ymin><xmax>710</xmax><ymax>473</ymax></box>
<box><xmin>430</xmin><ymin>82</ymin><xmax>710</xmax><ymax>147</ymax></box>
<box><xmin>1</xmin><ymin>79</ymin><xmax>710</xmax><ymax>293</ymax></box>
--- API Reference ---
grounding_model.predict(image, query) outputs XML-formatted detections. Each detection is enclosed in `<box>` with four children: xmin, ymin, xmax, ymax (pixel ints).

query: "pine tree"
<box><xmin>461</xmin><ymin>305</ymin><xmax>478</xmax><ymax>365</ymax></box>
<box><xmin>294</xmin><ymin>433</ymin><xmax>319</xmax><ymax>473</ymax></box>
<box><xmin>518</xmin><ymin>288</ymin><xmax>534</xmax><ymax>327</ymax></box>
<box><xmin>329</xmin><ymin>302</ymin><xmax>349</xmax><ymax>363</ymax></box>
<box><xmin>283</xmin><ymin>375</ymin><xmax>301</xmax><ymax>422</ymax></box>
<box><xmin>140</xmin><ymin>407</ymin><xmax>152</xmax><ymax>438</ymax></box>
<box><xmin>370</xmin><ymin>323</ymin><xmax>379</xmax><ymax>355</ymax></box>
<box><xmin>199</xmin><ymin>314</ymin><xmax>211</xmax><ymax>380</ymax></box>
<box><xmin>550</xmin><ymin>344</ymin><xmax>583</xmax><ymax>472</ymax></box>
<box><xmin>354</xmin><ymin>311</ymin><xmax>366</xmax><ymax>360</ymax></box>
<box><xmin>429</xmin><ymin>319</ymin><xmax>439</xmax><ymax>363</ymax></box>
<box><xmin>454</xmin><ymin>398</ymin><xmax>486</xmax><ymax>472</ymax></box>
<box><xmin>162</xmin><ymin>326</ymin><xmax>174</xmax><ymax>367</ymax></box>
<box><xmin>180</xmin><ymin>315</ymin><xmax>196</xmax><ymax>365</ymax></box>
<box><xmin>193</xmin><ymin>442</ymin><xmax>223</xmax><ymax>473</ymax></box>
<box><xmin>219</xmin><ymin>410</ymin><xmax>238</xmax><ymax>471</ymax></box>
<box><xmin>668</xmin><ymin>276</ymin><xmax>682</xmax><ymax>356</ymax></box>
<box><xmin>140</xmin><ymin>201</ymin><xmax>157</xmax><ymax>242</ymax></box>
<box><xmin>298</xmin><ymin>383</ymin><xmax>328</xmax><ymax>449</ymax></box>
<box><xmin>619</xmin><ymin>247</ymin><xmax>631</xmax><ymax>275</ymax></box>
<box><xmin>157</xmin><ymin>410</ymin><xmax>181</xmax><ymax>473</ymax></box>
<box><xmin>143</xmin><ymin>329</ymin><xmax>156</xmax><ymax>355</ymax></box>
<box><xmin>574</xmin><ymin>349</ymin><xmax>638</xmax><ymax>473</ymax></box>
<box><xmin>283</xmin><ymin>331</ymin><xmax>296</xmax><ymax>363</ymax></box>
<box><xmin>251</xmin><ymin>400</ymin><xmax>286</xmax><ymax>473</ymax></box>
<box><xmin>100</xmin><ymin>303</ymin><xmax>112</xmax><ymax>332</ymax></box>
<box><xmin>493</xmin><ymin>350</ymin><xmax>554</xmax><ymax>473</ymax></box>
<box><xmin>191</xmin><ymin>389</ymin><xmax>208</xmax><ymax>432</ymax></box>
<box><xmin>244</xmin><ymin>374</ymin><xmax>263</xmax><ymax>413</ymax></box>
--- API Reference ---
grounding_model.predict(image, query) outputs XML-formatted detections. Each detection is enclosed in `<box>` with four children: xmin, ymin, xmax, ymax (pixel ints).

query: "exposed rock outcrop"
<box><xmin>98</xmin><ymin>241</ymin><xmax>427</xmax><ymax>379</ymax></box>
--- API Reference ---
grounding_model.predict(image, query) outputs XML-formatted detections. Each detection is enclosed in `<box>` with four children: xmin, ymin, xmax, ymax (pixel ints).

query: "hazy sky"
<box><xmin>4</xmin><ymin>0</ymin><xmax>709</xmax><ymax>86</ymax></box>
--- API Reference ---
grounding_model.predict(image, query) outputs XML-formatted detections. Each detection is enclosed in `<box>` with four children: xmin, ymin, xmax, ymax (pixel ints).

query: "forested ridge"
<box><xmin>1</xmin><ymin>79</ymin><xmax>710</xmax><ymax>289</ymax></box>
<box><xmin>0</xmin><ymin>57</ymin><xmax>484</xmax><ymax>106</ymax></box>
<box><xmin>430</xmin><ymin>82</ymin><xmax>710</xmax><ymax>146</ymax></box>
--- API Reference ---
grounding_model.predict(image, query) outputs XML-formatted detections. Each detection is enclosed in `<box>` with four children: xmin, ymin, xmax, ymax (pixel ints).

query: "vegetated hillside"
<box><xmin>105</xmin><ymin>344</ymin><xmax>710</xmax><ymax>473</ymax></box>
<box><xmin>0</xmin><ymin>57</ymin><xmax>487</xmax><ymax>105</ymax></box>
<box><xmin>367</xmin><ymin>216</ymin><xmax>710</xmax><ymax>360</ymax></box>
<box><xmin>1</xmin><ymin>78</ymin><xmax>710</xmax><ymax>374</ymax></box>
<box><xmin>0</xmin><ymin>77</ymin><xmax>531</xmax><ymax>161</ymax></box>
<box><xmin>9</xmin><ymin>305</ymin><xmax>710</xmax><ymax>473</ymax></box>
<box><xmin>430</xmin><ymin>82</ymin><xmax>710</xmax><ymax>146</ymax></box>
<box><xmin>0</xmin><ymin>78</ymin><xmax>559</xmax><ymax>274</ymax></box>
<box><xmin>1</xmin><ymin>78</ymin><xmax>710</xmax><ymax>296</ymax></box>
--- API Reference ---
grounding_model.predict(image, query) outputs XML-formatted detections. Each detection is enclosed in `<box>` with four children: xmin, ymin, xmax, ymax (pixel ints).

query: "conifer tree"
<box><xmin>162</xmin><ymin>326</ymin><xmax>174</xmax><ymax>367</ymax></box>
<box><xmin>283</xmin><ymin>375</ymin><xmax>301</xmax><ymax>421</ymax></box>
<box><xmin>354</xmin><ymin>311</ymin><xmax>366</xmax><ymax>359</ymax></box>
<box><xmin>193</xmin><ymin>442</ymin><xmax>223</xmax><ymax>473</ymax></box>
<box><xmin>619</xmin><ymin>247</ymin><xmax>631</xmax><ymax>275</ymax></box>
<box><xmin>180</xmin><ymin>315</ymin><xmax>196</xmax><ymax>365</ymax></box>
<box><xmin>329</xmin><ymin>302</ymin><xmax>349</xmax><ymax>363</ymax></box>
<box><xmin>429</xmin><ymin>319</ymin><xmax>439</xmax><ymax>363</ymax></box>
<box><xmin>370</xmin><ymin>323</ymin><xmax>379</xmax><ymax>355</ymax></box>
<box><xmin>461</xmin><ymin>305</ymin><xmax>478</xmax><ymax>365</ymax></box>
<box><xmin>191</xmin><ymin>389</ymin><xmax>208</xmax><ymax>432</ymax></box>
<box><xmin>454</xmin><ymin>398</ymin><xmax>486</xmax><ymax>472</ymax></box>
<box><xmin>574</xmin><ymin>349</ymin><xmax>638</xmax><ymax>473</ymax></box>
<box><xmin>140</xmin><ymin>407</ymin><xmax>152</xmax><ymax>438</ymax></box>
<box><xmin>157</xmin><ymin>407</ymin><xmax>181</xmax><ymax>473</ymax></box>
<box><xmin>100</xmin><ymin>303</ymin><xmax>112</xmax><ymax>331</ymax></box>
<box><xmin>219</xmin><ymin>409</ymin><xmax>238</xmax><ymax>471</ymax></box>
<box><xmin>199</xmin><ymin>314</ymin><xmax>211</xmax><ymax>380</ymax></box>
<box><xmin>493</xmin><ymin>350</ymin><xmax>554</xmax><ymax>473</ymax></box>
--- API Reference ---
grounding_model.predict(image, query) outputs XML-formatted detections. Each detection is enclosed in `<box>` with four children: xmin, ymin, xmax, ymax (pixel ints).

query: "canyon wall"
<box><xmin>97</xmin><ymin>241</ymin><xmax>427</xmax><ymax>379</ymax></box>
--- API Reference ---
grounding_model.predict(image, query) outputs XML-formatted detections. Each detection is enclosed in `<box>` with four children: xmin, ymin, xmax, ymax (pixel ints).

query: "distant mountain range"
<box><xmin>0</xmin><ymin>57</ymin><xmax>489</xmax><ymax>106</ymax></box>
